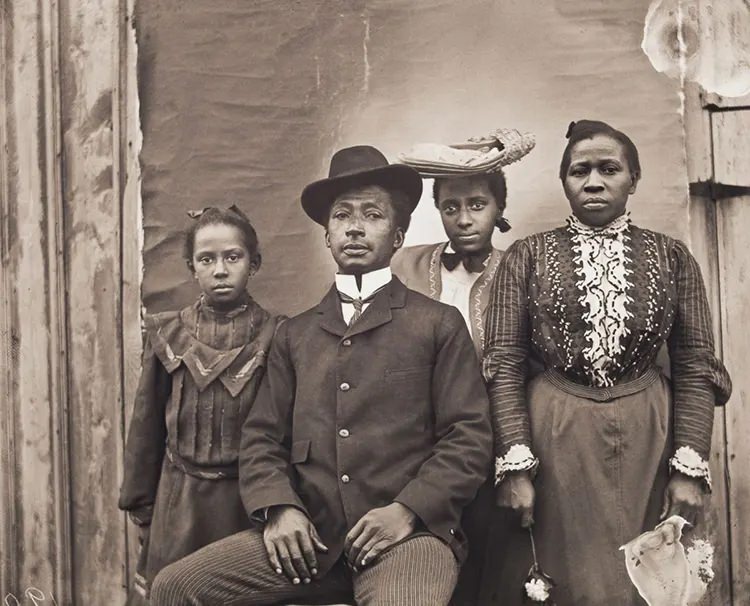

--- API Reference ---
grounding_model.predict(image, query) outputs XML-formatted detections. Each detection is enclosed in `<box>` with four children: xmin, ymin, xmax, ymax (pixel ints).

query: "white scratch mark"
<box><xmin>315</xmin><ymin>53</ymin><xmax>321</xmax><ymax>91</ymax></box>
<box><xmin>362</xmin><ymin>12</ymin><xmax>371</xmax><ymax>94</ymax></box>
<box><xmin>676</xmin><ymin>0</ymin><xmax>687</xmax><ymax>118</ymax></box>
<box><xmin>675</xmin><ymin>0</ymin><xmax>691</xmax><ymax>246</ymax></box>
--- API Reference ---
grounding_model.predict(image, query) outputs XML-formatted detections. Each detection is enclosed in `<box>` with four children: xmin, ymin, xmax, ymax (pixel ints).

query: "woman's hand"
<box><xmin>661</xmin><ymin>471</ymin><xmax>706</xmax><ymax>526</ymax></box>
<box><xmin>496</xmin><ymin>470</ymin><xmax>536</xmax><ymax>528</ymax></box>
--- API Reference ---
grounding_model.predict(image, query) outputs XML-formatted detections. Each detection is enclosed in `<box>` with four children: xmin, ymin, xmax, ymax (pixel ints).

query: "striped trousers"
<box><xmin>151</xmin><ymin>529</ymin><xmax>459</xmax><ymax>606</ymax></box>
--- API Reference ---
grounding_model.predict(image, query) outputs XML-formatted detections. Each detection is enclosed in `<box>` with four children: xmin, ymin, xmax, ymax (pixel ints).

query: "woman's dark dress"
<box><xmin>481</xmin><ymin>216</ymin><xmax>731</xmax><ymax>605</ymax></box>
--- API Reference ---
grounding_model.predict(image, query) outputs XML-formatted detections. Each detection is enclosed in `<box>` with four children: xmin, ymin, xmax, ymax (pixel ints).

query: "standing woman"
<box><xmin>481</xmin><ymin>120</ymin><xmax>731</xmax><ymax>605</ymax></box>
<box><xmin>394</xmin><ymin>129</ymin><xmax>535</xmax><ymax>605</ymax></box>
<box><xmin>119</xmin><ymin>206</ymin><xmax>280</xmax><ymax>602</ymax></box>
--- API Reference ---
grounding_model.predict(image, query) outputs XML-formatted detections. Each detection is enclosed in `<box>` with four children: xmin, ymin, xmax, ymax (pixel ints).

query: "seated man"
<box><xmin>151</xmin><ymin>145</ymin><xmax>493</xmax><ymax>606</ymax></box>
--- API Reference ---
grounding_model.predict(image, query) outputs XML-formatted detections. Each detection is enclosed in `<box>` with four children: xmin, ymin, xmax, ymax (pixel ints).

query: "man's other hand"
<box><xmin>344</xmin><ymin>502</ymin><xmax>417</xmax><ymax>569</ymax></box>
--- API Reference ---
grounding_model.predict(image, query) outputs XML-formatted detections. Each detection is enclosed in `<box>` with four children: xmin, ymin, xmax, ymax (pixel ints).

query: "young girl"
<box><xmin>119</xmin><ymin>205</ymin><xmax>279</xmax><ymax>601</ymax></box>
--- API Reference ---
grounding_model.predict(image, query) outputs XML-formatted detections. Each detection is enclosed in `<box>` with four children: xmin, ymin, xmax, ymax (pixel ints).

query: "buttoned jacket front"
<box><xmin>239</xmin><ymin>277</ymin><xmax>492</xmax><ymax>574</ymax></box>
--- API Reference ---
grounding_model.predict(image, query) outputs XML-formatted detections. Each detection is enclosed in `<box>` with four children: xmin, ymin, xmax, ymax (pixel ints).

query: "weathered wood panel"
<box><xmin>58</xmin><ymin>0</ymin><xmax>128</xmax><ymax>601</ymax></box>
<box><xmin>684</xmin><ymin>82</ymin><xmax>714</xmax><ymax>183</ymax></box>
<box><xmin>714</xmin><ymin>106</ymin><xmax>750</xmax><ymax>602</ymax></box>
<box><xmin>712</xmin><ymin>110</ymin><xmax>750</xmax><ymax>188</ymax></box>
<box><xmin>1</xmin><ymin>0</ymin><xmax>135</xmax><ymax>602</ymax></box>
<box><xmin>0</xmin><ymin>0</ymin><xmax>71</xmax><ymax>601</ymax></box>
<box><xmin>683</xmin><ymin>83</ymin><xmax>732</xmax><ymax>606</ymax></box>
<box><xmin>685</xmin><ymin>196</ymin><xmax>732</xmax><ymax>606</ymax></box>
<box><xmin>717</xmin><ymin>196</ymin><xmax>750</xmax><ymax>603</ymax></box>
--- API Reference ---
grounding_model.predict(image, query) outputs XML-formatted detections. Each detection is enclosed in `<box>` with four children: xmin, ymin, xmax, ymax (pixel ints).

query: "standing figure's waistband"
<box><xmin>166</xmin><ymin>446</ymin><xmax>238</xmax><ymax>480</ymax></box>
<box><xmin>543</xmin><ymin>366</ymin><xmax>661</xmax><ymax>402</ymax></box>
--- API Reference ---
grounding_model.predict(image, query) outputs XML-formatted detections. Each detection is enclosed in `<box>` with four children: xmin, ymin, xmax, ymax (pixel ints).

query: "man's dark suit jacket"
<box><xmin>239</xmin><ymin>276</ymin><xmax>493</xmax><ymax>574</ymax></box>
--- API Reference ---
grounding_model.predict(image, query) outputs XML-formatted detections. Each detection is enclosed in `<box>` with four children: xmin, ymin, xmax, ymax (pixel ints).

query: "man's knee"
<box><xmin>150</xmin><ymin>559</ymin><xmax>199</xmax><ymax>606</ymax></box>
<box><xmin>355</xmin><ymin>536</ymin><xmax>459</xmax><ymax>606</ymax></box>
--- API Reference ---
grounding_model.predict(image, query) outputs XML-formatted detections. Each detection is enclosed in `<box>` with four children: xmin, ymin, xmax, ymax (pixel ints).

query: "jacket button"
<box><xmin>342</xmin><ymin>339</ymin><xmax>352</xmax><ymax>347</ymax></box>
<box><xmin>341</xmin><ymin>474</ymin><xmax>351</xmax><ymax>484</ymax></box>
<box><xmin>339</xmin><ymin>382</ymin><xmax>350</xmax><ymax>391</ymax></box>
<box><xmin>338</xmin><ymin>428</ymin><xmax>350</xmax><ymax>438</ymax></box>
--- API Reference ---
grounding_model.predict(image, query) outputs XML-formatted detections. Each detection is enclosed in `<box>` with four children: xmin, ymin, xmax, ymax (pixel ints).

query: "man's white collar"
<box><xmin>335</xmin><ymin>266</ymin><xmax>392</xmax><ymax>299</ymax></box>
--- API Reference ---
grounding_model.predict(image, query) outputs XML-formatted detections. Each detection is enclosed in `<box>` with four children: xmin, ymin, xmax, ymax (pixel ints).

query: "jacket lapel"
<box><xmin>345</xmin><ymin>277</ymin><xmax>407</xmax><ymax>338</ymax></box>
<box><xmin>317</xmin><ymin>276</ymin><xmax>409</xmax><ymax>339</ymax></box>
<box><xmin>317</xmin><ymin>284</ymin><xmax>348</xmax><ymax>337</ymax></box>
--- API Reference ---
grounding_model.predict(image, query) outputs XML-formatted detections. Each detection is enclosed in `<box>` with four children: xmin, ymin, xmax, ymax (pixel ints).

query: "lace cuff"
<box><xmin>494</xmin><ymin>444</ymin><xmax>539</xmax><ymax>486</ymax></box>
<box><xmin>669</xmin><ymin>446</ymin><xmax>712</xmax><ymax>492</ymax></box>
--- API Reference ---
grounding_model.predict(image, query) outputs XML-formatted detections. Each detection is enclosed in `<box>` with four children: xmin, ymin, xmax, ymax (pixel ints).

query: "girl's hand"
<box><xmin>137</xmin><ymin>524</ymin><xmax>150</xmax><ymax>547</ymax></box>
<box><xmin>661</xmin><ymin>471</ymin><xmax>706</xmax><ymax>527</ymax></box>
<box><xmin>496</xmin><ymin>470</ymin><xmax>536</xmax><ymax>528</ymax></box>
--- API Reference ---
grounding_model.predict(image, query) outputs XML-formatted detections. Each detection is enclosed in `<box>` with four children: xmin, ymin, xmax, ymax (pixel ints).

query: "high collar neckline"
<box><xmin>567</xmin><ymin>212</ymin><xmax>631</xmax><ymax>236</ymax></box>
<box><xmin>197</xmin><ymin>292</ymin><xmax>251</xmax><ymax>319</ymax></box>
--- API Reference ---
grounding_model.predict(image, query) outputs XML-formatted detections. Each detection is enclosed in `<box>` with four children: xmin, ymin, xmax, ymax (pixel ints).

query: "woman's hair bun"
<box><xmin>495</xmin><ymin>216</ymin><xmax>512</xmax><ymax>233</ymax></box>
<box><xmin>565</xmin><ymin>121</ymin><xmax>577</xmax><ymax>139</ymax></box>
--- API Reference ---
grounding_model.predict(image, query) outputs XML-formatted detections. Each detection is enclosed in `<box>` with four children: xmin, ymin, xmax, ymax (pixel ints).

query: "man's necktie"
<box><xmin>338</xmin><ymin>286</ymin><xmax>386</xmax><ymax>326</ymax></box>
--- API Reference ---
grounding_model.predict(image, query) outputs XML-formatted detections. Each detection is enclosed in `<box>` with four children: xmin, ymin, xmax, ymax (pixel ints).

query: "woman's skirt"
<box><xmin>479</xmin><ymin>368</ymin><xmax>672</xmax><ymax>606</ymax></box>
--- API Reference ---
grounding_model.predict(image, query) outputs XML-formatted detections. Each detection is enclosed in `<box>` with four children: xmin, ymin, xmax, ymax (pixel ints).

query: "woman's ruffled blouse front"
<box><xmin>483</xmin><ymin>216</ymin><xmax>731</xmax><ymax>484</ymax></box>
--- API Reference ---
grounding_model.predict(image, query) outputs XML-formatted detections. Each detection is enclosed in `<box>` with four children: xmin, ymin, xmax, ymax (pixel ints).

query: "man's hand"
<box><xmin>344</xmin><ymin>502</ymin><xmax>417</xmax><ymax>569</ymax></box>
<box><xmin>661</xmin><ymin>472</ymin><xmax>706</xmax><ymax>527</ymax></box>
<box><xmin>263</xmin><ymin>505</ymin><xmax>328</xmax><ymax>584</ymax></box>
<box><xmin>495</xmin><ymin>470</ymin><xmax>535</xmax><ymax>528</ymax></box>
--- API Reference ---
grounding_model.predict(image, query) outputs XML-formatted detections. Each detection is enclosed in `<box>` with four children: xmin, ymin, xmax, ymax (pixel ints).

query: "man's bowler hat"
<box><xmin>301</xmin><ymin>145</ymin><xmax>423</xmax><ymax>226</ymax></box>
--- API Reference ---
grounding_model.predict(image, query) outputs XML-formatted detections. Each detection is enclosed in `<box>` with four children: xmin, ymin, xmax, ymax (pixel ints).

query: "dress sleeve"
<box><xmin>118</xmin><ymin>336</ymin><xmax>172</xmax><ymax>525</ymax></box>
<box><xmin>667</xmin><ymin>240</ymin><xmax>732</xmax><ymax>486</ymax></box>
<box><xmin>482</xmin><ymin>238</ymin><xmax>538</xmax><ymax>483</ymax></box>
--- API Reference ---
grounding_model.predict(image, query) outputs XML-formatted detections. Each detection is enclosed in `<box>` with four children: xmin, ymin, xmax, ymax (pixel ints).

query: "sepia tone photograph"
<box><xmin>1</xmin><ymin>0</ymin><xmax>748</xmax><ymax>604</ymax></box>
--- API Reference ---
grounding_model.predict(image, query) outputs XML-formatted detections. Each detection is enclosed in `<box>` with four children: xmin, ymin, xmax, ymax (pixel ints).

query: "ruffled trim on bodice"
<box><xmin>568</xmin><ymin>213</ymin><xmax>634</xmax><ymax>387</ymax></box>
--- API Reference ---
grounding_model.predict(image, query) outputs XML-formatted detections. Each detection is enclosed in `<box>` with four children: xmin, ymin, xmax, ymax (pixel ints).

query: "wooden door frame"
<box><xmin>683</xmin><ymin>81</ymin><xmax>734</xmax><ymax>604</ymax></box>
<box><xmin>684</xmin><ymin>83</ymin><xmax>750</xmax><ymax>605</ymax></box>
<box><xmin>0</xmin><ymin>1</ymin><xmax>73</xmax><ymax>600</ymax></box>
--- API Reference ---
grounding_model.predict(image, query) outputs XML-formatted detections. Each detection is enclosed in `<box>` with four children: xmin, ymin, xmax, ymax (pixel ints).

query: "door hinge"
<box><xmin>689</xmin><ymin>181</ymin><xmax>750</xmax><ymax>200</ymax></box>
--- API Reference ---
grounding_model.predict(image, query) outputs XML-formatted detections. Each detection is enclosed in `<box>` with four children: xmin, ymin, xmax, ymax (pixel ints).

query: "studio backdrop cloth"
<box><xmin>137</xmin><ymin>0</ymin><xmax>691</xmax><ymax>316</ymax></box>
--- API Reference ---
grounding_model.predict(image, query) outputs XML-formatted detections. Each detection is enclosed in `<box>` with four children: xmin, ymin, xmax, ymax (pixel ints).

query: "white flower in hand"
<box><xmin>525</xmin><ymin>577</ymin><xmax>550</xmax><ymax>602</ymax></box>
<box><xmin>524</xmin><ymin>564</ymin><xmax>555</xmax><ymax>603</ymax></box>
